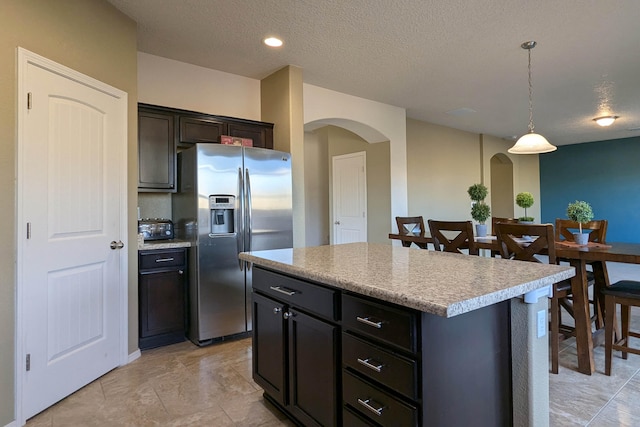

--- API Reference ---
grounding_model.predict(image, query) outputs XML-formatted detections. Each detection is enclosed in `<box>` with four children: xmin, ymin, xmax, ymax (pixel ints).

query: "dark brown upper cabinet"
<box><xmin>138</xmin><ymin>108</ymin><xmax>177</xmax><ymax>192</ymax></box>
<box><xmin>138</xmin><ymin>104</ymin><xmax>275</xmax><ymax>192</ymax></box>
<box><xmin>179</xmin><ymin>116</ymin><xmax>227</xmax><ymax>145</ymax></box>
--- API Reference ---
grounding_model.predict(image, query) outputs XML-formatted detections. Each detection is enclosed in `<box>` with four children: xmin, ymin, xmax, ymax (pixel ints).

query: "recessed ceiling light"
<box><xmin>263</xmin><ymin>37</ymin><xmax>283</xmax><ymax>47</ymax></box>
<box><xmin>593</xmin><ymin>115</ymin><xmax>619</xmax><ymax>127</ymax></box>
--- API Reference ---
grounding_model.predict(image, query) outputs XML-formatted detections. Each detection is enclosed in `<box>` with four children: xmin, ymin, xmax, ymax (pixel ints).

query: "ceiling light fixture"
<box><xmin>508</xmin><ymin>41</ymin><xmax>557</xmax><ymax>155</ymax></box>
<box><xmin>593</xmin><ymin>115</ymin><xmax>619</xmax><ymax>127</ymax></box>
<box><xmin>263</xmin><ymin>37</ymin><xmax>283</xmax><ymax>47</ymax></box>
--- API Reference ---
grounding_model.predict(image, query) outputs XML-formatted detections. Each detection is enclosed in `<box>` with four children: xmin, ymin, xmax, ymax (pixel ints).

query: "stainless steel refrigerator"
<box><xmin>173</xmin><ymin>144</ymin><xmax>293</xmax><ymax>345</ymax></box>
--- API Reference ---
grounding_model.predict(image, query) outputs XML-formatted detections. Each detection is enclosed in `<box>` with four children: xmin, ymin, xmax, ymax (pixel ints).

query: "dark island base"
<box><xmin>252</xmin><ymin>266</ymin><xmax>513</xmax><ymax>427</ymax></box>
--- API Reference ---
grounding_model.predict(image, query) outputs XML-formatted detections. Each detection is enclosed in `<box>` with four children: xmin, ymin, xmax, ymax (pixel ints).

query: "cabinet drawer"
<box><xmin>343</xmin><ymin>406</ymin><xmax>376</xmax><ymax>427</ymax></box>
<box><xmin>139</xmin><ymin>249</ymin><xmax>186</xmax><ymax>270</ymax></box>
<box><xmin>343</xmin><ymin>371</ymin><xmax>418</xmax><ymax>427</ymax></box>
<box><xmin>342</xmin><ymin>294</ymin><xmax>417</xmax><ymax>353</ymax></box>
<box><xmin>253</xmin><ymin>268</ymin><xmax>338</xmax><ymax>321</ymax></box>
<box><xmin>343</xmin><ymin>332</ymin><xmax>418</xmax><ymax>400</ymax></box>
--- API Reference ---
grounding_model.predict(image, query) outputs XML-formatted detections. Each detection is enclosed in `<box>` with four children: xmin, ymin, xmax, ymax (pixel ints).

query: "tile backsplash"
<box><xmin>138</xmin><ymin>192</ymin><xmax>172</xmax><ymax>219</ymax></box>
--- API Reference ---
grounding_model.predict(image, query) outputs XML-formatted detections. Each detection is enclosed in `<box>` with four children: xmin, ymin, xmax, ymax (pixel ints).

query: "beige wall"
<box><xmin>261</xmin><ymin>66</ymin><xmax>306</xmax><ymax>247</ymax></box>
<box><xmin>482</xmin><ymin>134</ymin><xmax>542</xmax><ymax>222</ymax></box>
<box><xmin>406</xmin><ymin>119</ymin><xmax>482</xmax><ymax>223</ymax></box>
<box><xmin>303</xmin><ymin>131</ymin><xmax>330</xmax><ymax>246</ymax></box>
<box><xmin>406</xmin><ymin>121</ymin><xmax>541</xmax><ymax>228</ymax></box>
<box><xmin>0</xmin><ymin>0</ymin><xmax>137</xmax><ymax>424</ymax></box>
<box><xmin>324</xmin><ymin>126</ymin><xmax>392</xmax><ymax>244</ymax></box>
<box><xmin>138</xmin><ymin>52</ymin><xmax>261</xmax><ymax>120</ymax></box>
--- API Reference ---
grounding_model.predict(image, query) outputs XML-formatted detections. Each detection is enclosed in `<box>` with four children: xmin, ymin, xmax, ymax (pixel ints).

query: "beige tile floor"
<box><xmin>25</xmin><ymin>263</ymin><xmax>640</xmax><ymax>427</ymax></box>
<box><xmin>25</xmin><ymin>331</ymin><xmax>640</xmax><ymax>427</ymax></box>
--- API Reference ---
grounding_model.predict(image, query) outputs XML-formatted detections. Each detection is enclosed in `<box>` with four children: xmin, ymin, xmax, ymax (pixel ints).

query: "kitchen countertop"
<box><xmin>138</xmin><ymin>238</ymin><xmax>192</xmax><ymax>250</ymax></box>
<box><xmin>239</xmin><ymin>242</ymin><xmax>575</xmax><ymax>317</ymax></box>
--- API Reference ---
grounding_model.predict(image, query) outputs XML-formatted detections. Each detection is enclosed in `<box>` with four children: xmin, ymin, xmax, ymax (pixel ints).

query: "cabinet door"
<box><xmin>288</xmin><ymin>308</ymin><xmax>339</xmax><ymax>427</ymax></box>
<box><xmin>139</xmin><ymin>269</ymin><xmax>185</xmax><ymax>338</ymax></box>
<box><xmin>179</xmin><ymin>116</ymin><xmax>227</xmax><ymax>145</ymax></box>
<box><xmin>228</xmin><ymin>122</ymin><xmax>273</xmax><ymax>149</ymax></box>
<box><xmin>138</xmin><ymin>110</ymin><xmax>176</xmax><ymax>191</ymax></box>
<box><xmin>252</xmin><ymin>292</ymin><xmax>287</xmax><ymax>405</ymax></box>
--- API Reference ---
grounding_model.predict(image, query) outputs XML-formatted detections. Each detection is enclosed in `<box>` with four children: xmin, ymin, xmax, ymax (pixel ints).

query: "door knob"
<box><xmin>110</xmin><ymin>240</ymin><xmax>125</xmax><ymax>250</ymax></box>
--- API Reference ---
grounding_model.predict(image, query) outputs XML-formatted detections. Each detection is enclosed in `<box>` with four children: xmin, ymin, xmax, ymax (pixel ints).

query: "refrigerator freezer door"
<box><xmin>194</xmin><ymin>144</ymin><xmax>246</xmax><ymax>342</ymax></box>
<box><xmin>243</xmin><ymin>147</ymin><xmax>293</xmax><ymax>330</ymax></box>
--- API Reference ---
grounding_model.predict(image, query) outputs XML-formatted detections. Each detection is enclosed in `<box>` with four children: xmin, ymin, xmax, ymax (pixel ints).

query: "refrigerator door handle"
<box><xmin>245</xmin><ymin>168</ymin><xmax>253</xmax><ymax>253</ymax></box>
<box><xmin>237</xmin><ymin>167</ymin><xmax>244</xmax><ymax>271</ymax></box>
<box><xmin>245</xmin><ymin>168</ymin><xmax>253</xmax><ymax>271</ymax></box>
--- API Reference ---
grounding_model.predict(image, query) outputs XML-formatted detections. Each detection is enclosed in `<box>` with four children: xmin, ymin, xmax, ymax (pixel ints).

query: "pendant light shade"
<box><xmin>508</xmin><ymin>132</ymin><xmax>557</xmax><ymax>154</ymax></box>
<box><xmin>508</xmin><ymin>41</ymin><xmax>556</xmax><ymax>154</ymax></box>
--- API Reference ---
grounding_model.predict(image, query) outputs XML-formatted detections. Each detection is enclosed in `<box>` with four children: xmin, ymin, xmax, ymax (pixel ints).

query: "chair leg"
<box><xmin>621</xmin><ymin>305</ymin><xmax>630</xmax><ymax>360</ymax></box>
<box><xmin>604</xmin><ymin>296</ymin><xmax>616</xmax><ymax>376</ymax></box>
<box><xmin>550</xmin><ymin>296</ymin><xmax>560</xmax><ymax>374</ymax></box>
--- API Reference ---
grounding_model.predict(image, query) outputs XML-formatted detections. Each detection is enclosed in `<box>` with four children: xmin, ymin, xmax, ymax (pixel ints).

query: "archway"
<box><xmin>490</xmin><ymin>153</ymin><xmax>514</xmax><ymax>218</ymax></box>
<box><xmin>303</xmin><ymin>119</ymin><xmax>391</xmax><ymax>246</ymax></box>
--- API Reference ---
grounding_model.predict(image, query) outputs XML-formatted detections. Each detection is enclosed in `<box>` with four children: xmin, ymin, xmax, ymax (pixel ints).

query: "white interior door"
<box><xmin>17</xmin><ymin>49</ymin><xmax>128</xmax><ymax>420</ymax></box>
<box><xmin>332</xmin><ymin>152</ymin><xmax>367</xmax><ymax>244</ymax></box>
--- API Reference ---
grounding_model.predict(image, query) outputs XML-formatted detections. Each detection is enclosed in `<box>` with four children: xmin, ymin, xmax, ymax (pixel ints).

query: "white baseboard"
<box><xmin>127</xmin><ymin>349</ymin><xmax>141</xmax><ymax>364</ymax></box>
<box><xmin>4</xmin><ymin>420</ymin><xmax>17</xmax><ymax>427</ymax></box>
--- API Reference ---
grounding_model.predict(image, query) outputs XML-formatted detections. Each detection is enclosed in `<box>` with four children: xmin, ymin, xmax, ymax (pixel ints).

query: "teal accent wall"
<box><xmin>540</xmin><ymin>137</ymin><xmax>640</xmax><ymax>243</ymax></box>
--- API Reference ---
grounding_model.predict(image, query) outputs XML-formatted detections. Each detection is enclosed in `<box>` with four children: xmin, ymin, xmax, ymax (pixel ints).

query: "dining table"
<box><xmin>389</xmin><ymin>231</ymin><xmax>640</xmax><ymax>375</ymax></box>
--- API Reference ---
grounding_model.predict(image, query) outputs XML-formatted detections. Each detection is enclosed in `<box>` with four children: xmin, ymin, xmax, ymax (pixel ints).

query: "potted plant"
<box><xmin>516</xmin><ymin>192</ymin><xmax>535</xmax><ymax>223</ymax></box>
<box><xmin>468</xmin><ymin>183</ymin><xmax>491</xmax><ymax>237</ymax></box>
<box><xmin>566</xmin><ymin>200</ymin><xmax>594</xmax><ymax>245</ymax></box>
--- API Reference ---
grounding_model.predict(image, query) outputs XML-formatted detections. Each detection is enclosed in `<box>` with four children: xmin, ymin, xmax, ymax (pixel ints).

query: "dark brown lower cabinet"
<box><xmin>252</xmin><ymin>268</ymin><xmax>339</xmax><ymax>427</ymax></box>
<box><xmin>252</xmin><ymin>267</ymin><xmax>513</xmax><ymax>427</ymax></box>
<box><xmin>138</xmin><ymin>248</ymin><xmax>187</xmax><ymax>350</ymax></box>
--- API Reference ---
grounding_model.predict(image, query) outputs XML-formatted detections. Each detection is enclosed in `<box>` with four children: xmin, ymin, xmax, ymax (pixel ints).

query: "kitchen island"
<box><xmin>240</xmin><ymin>243</ymin><xmax>574</xmax><ymax>427</ymax></box>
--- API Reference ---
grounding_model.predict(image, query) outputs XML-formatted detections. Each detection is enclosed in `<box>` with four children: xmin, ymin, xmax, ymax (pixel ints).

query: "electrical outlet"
<box><xmin>537</xmin><ymin>310</ymin><xmax>546</xmax><ymax>338</ymax></box>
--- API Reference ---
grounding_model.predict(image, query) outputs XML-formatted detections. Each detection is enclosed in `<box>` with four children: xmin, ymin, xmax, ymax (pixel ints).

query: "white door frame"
<box><xmin>15</xmin><ymin>47</ymin><xmax>129</xmax><ymax>425</ymax></box>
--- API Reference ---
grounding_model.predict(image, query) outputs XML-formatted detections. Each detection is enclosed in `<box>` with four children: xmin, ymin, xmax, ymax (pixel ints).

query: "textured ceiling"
<box><xmin>107</xmin><ymin>0</ymin><xmax>640</xmax><ymax>146</ymax></box>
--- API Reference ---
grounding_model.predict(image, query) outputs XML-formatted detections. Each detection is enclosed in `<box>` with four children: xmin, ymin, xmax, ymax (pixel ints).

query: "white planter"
<box><xmin>573</xmin><ymin>232</ymin><xmax>589</xmax><ymax>245</ymax></box>
<box><xmin>475</xmin><ymin>223</ymin><xmax>487</xmax><ymax>237</ymax></box>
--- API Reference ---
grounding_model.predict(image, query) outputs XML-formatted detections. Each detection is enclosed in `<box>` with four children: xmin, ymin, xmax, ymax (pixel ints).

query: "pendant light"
<box><xmin>508</xmin><ymin>41</ymin><xmax>556</xmax><ymax>154</ymax></box>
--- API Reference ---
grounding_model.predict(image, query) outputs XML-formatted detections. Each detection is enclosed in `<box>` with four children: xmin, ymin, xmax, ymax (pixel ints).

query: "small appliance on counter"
<box><xmin>138</xmin><ymin>218</ymin><xmax>174</xmax><ymax>240</ymax></box>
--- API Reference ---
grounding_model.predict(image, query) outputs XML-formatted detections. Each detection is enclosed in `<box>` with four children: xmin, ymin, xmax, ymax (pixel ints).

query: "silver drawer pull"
<box><xmin>155</xmin><ymin>257</ymin><xmax>175</xmax><ymax>263</ymax></box>
<box><xmin>269</xmin><ymin>286</ymin><xmax>297</xmax><ymax>296</ymax></box>
<box><xmin>357</xmin><ymin>398</ymin><xmax>385</xmax><ymax>417</ymax></box>
<box><xmin>356</xmin><ymin>316</ymin><xmax>382</xmax><ymax>329</ymax></box>
<box><xmin>357</xmin><ymin>357</ymin><xmax>384</xmax><ymax>373</ymax></box>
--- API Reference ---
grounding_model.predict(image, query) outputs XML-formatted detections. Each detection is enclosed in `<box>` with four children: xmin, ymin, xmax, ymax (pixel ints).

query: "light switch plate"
<box><xmin>537</xmin><ymin>309</ymin><xmax>546</xmax><ymax>338</ymax></box>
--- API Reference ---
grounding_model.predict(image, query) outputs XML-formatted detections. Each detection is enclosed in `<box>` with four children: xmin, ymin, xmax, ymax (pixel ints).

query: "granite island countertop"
<box><xmin>239</xmin><ymin>242</ymin><xmax>575</xmax><ymax>317</ymax></box>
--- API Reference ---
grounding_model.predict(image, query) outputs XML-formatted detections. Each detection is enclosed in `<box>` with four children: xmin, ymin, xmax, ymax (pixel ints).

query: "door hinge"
<box><xmin>26</xmin><ymin>354</ymin><xmax>31</xmax><ymax>371</ymax></box>
<box><xmin>27</xmin><ymin>92</ymin><xmax>32</xmax><ymax>110</ymax></box>
<box><xmin>26</xmin><ymin>222</ymin><xmax>31</xmax><ymax>239</ymax></box>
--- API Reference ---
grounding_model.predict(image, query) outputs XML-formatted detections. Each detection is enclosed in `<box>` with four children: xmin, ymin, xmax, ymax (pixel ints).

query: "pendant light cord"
<box><xmin>527</xmin><ymin>47</ymin><xmax>535</xmax><ymax>134</ymax></box>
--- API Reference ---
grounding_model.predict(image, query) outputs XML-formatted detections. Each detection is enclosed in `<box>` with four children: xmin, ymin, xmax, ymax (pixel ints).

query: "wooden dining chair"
<box><xmin>555</xmin><ymin>218</ymin><xmax>609</xmax><ymax>329</ymax></box>
<box><xmin>491</xmin><ymin>216</ymin><xmax>519</xmax><ymax>236</ymax></box>
<box><xmin>495</xmin><ymin>222</ymin><xmax>582</xmax><ymax>374</ymax></box>
<box><xmin>489</xmin><ymin>217</ymin><xmax>519</xmax><ymax>257</ymax></box>
<box><xmin>396</xmin><ymin>216</ymin><xmax>426</xmax><ymax>237</ymax></box>
<box><xmin>427</xmin><ymin>220</ymin><xmax>478</xmax><ymax>255</ymax></box>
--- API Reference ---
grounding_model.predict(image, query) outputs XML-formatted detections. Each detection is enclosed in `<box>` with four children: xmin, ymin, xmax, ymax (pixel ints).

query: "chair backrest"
<box><xmin>491</xmin><ymin>217</ymin><xmax>519</xmax><ymax>236</ymax></box>
<box><xmin>427</xmin><ymin>220</ymin><xmax>478</xmax><ymax>255</ymax></box>
<box><xmin>495</xmin><ymin>223</ymin><xmax>556</xmax><ymax>264</ymax></box>
<box><xmin>555</xmin><ymin>218</ymin><xmax>608</xmax><ymax>243</ymax></box>
<box><xmin>396</xmin><ymin>216</ymin><xmax>426</xmax><ymax>237</ymax></box>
